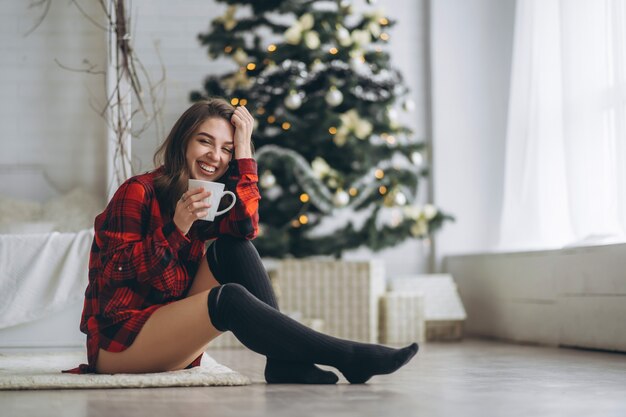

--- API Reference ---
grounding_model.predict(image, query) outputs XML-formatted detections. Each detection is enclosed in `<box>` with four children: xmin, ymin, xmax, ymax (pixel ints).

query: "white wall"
<box><xmin>130</xmin><ymin>0</ymin><xmax>431</xmax><ymax>277</ymax></box>
<box><xmin>0</xmin><ymin>1</ymin><xmax>107</xmax><ymax>200</ymax></box>
<box><xmin>429</xmin><ymin>0</ymin><xmax>517</xmax><ymax>270</ymax></box>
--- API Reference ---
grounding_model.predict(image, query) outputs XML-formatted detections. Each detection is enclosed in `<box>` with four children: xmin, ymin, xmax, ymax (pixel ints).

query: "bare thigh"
<box><xmin>96</xmin><ymin>255</ymin><xmax>222</xmax><ymax>374</ymax></box>
<box><xmin>186</xmin><ymin>249</ymin><xmax>221</xmax><ymax>297</ymax></box>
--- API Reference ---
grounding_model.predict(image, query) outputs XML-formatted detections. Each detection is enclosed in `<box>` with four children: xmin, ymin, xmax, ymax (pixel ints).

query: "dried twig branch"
<box><xmin>54</xmin><ymin>58</ymin><xmax>106</xmax><ymax>75</ymax></box>
<box><xmin>27</xmin><ymin>0</ymin><xmax>166</xmax><ymax>190</ymax></box>
<box><xmin>24</xmin><ymin>0</ymin><xmax>51</xmax><ymax>37</ymax></box>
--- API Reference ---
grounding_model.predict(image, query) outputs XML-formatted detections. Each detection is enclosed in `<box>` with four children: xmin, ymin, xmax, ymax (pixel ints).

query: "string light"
<box><xmin>231</xmin><ymin>98</ymin><xmax>240</xmax><ymax>106</ymax></box>
<box><xmin>349</xmin><ymin>187</ymin><xmax>358</xmax><ymax>196</ymax></box>
<box><xmin>329</xmin><ymin>47</ymin><xmax>338</xmax><ymax>55</ymax></box>
<box><xmin>300</xmin><ymin>193</ymin><xmax>310</xmax><ymax>203</ymax></box>
<box><xmin>386</xmin><ymin>135</ymin><xmax>396</xmax><ymax>145</ymax></box>
<box><xmin>380</xmin><ymin>33</ymin><xmax>390</xmax><ymax>41</ymax></box>
<box><xmin>257</xmin><ymin>107</ymin><xmax>266</xmax><ymax>115</ymax></box>
<box><xmin>379</xmin><ymin>185</ymin><xmax>388</xmax><ymax>195</ymax></box>
<box><xmin>224</xmin><ymin>45</ymin><xmax>233</xmax><ymax>53</ymax></box>
<box><xmin>379</xmin><ymin>17</ymin><xmax>389</xmax><ymax>25</ymax></box>
<box><xmin>299</xmin><ymin>214</ymin><xmax>309</xmax><ymax>224</ymax></box>
<box><xmin>282</xmin><ymin>122</ymin><xmax>291</xmax><ymax>130</ymax></box>
<box><xmin>375</xmin><ymin>169</ymin><xmax>385</xmax><ymax>179</ymax></box>
<box><xmin>328</xmin><ymin>126</ymin><xmax>337</xmax><ymax>135</ymax></box>
<box><xmin>267</xmin><ymin>115</ymin><xmax>276</xmax><ymax>123</ymax></box>
<box><xmin>239</xmin><ymin>98</ymin><xmax>248</xmax><ymax>106</ymax></box>
<box><xmin>267</xmin><ymin>44</ymin><xmax>277</xmax><ymax>52</ymax></box>
<box><xmin>291</xmin><ymin>219</ymin><xmax>301</xmax><ymax>228</ymax></box>
<box><xmin>246</xmin><ymin>63</ymin><xmax>256</xmax><ymax>71</ymax></box>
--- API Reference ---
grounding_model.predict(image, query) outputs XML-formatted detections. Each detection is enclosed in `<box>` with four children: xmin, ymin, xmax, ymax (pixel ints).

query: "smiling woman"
<box><xmin>67</xmin><ymin>97</ymin><xmax>417</xmax><ymax>383</ymax></box>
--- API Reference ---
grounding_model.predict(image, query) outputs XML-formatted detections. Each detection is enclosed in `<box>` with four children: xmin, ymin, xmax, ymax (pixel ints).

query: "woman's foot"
<box><xmin>339</xmin><ymin>342</ymin><xmax>419</xmax><ymax>384</ymax></box>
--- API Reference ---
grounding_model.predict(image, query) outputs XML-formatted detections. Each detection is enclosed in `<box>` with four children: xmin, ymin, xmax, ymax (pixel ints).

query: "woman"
<box><xmin>69</xmin><ymin>98</ymin><xmax>417</xmax><ymax>384</ymax></box>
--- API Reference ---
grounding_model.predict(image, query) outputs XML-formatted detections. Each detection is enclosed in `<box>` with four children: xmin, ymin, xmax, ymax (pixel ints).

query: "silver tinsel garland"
<box><xmin>256</xmin><ymin>145</ymin><xmax>418</xmax><ymax>214</ymax></box>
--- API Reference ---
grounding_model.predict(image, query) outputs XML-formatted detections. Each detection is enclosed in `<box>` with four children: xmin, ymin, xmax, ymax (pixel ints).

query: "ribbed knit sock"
<box><xmin>207</xmin><ymin>283</ymin><xmax>418</xmax><ymax>384</ymax></box>
<box><xmin>207</xmin><ymin>237</ymin><xmax>338</xmax><ymax>384</ymax></box>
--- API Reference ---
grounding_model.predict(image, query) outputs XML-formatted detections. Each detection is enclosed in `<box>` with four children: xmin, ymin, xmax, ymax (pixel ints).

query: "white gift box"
<box><xmin>275</xmin><ymin>259</ymin><xmax>386</xmax><ymax>343</ymax></box>
<box><xmin>388</xmin><ymin>274</ymin><xmax>466</xmax><ymax>341</ymax></box>
<box><xmin>379</xmin><ymin>291</ymin><xmax>425</xmax><ymax>345</ymax></box>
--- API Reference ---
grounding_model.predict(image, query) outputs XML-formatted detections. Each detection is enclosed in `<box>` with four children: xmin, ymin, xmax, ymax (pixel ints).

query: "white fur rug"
<box><xmin>0</xmin><ymin>351</ymin><xmax>250</xmax><ymax>390</ymax></box>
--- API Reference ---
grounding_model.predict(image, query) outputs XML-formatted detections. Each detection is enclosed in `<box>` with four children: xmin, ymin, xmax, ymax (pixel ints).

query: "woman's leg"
<box><xmin>208</xmin><ymin>283</ymin><xmax>418</xmax><ymax>384</ymax></box>
<box><xmin>97</xmin><ymin>280</ymin><xmax>417</xmax><ymax>382</ymax></box>
<box><xmin>206</xmin><ymin>236</ymin><xmax>338</xmax><ymax>384</ymax></box>
<box><xmin>96</xmin><ymin>256</ymin><xmax>221</xmax><ymax>374</ymax></box>
<box><xmin>96</xmin><ymin>290</ymin><xmax>218</xmax><ymax>374</ymax></box>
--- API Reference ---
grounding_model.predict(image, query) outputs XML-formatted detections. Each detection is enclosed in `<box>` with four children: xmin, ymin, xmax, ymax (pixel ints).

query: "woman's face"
<box><xmin>185</xmin><ymin>117</ymin><xmax>234</xmax><ymax>181</ymax></box>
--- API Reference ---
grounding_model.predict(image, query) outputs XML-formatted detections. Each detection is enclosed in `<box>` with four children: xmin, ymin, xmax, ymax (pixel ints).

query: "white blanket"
<box><xmin>0</xmin><ymin>229</ymin><xmax>93</xmax><ymax>329</ymax></box>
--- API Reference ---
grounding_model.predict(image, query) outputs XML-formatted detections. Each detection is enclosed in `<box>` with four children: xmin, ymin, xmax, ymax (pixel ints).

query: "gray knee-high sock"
<box><xmin>207</xmin><ymin>283</ymin><xmax>418</xmax><ymax>384</ymax></box>
<box><xmin>206</xmin><ymin>237</ymin><xmax>338</xmax><ymax>384</ymax></box>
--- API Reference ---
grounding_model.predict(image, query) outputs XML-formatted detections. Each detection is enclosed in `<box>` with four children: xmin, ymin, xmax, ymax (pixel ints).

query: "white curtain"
<box><xmin>499</xmin><ymin>0</ymin><xmax>626</xmax><ymax>251</ymax></box>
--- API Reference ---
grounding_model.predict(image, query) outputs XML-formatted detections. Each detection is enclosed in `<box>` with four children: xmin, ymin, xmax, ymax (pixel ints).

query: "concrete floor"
<box><xmin>1</xmin><ymin>339</ymin><xmax>625</xmax><ymax>417</ymax></box>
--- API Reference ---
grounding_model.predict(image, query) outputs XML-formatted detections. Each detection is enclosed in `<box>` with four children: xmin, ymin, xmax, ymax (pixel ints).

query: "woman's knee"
<box><xmin>206</xmin><ymin>236</ymin><xmax>258</xmax><ymax>277</ymax></box>
<box><xmin>207</xmin><ymin>283</ymin><xmax>249</xmax><ymax>330</ymax></box>
<box><xmin>209</xmin><ymin>283</ymin><xmax>247</xmax><ymax>307</ymax></box>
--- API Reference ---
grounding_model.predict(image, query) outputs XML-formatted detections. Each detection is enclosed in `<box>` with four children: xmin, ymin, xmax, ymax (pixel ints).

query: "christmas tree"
<box><xmin>191</xmin><ymin>0</ymin><xmax>453</xmax><ymax>258</ymax></box>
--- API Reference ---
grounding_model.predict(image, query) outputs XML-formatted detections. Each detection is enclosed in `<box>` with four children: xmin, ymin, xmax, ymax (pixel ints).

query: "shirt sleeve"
<box><xmin>95</xmin><ymin>179</ymin><xmax>190</xmax><ymax>296</ymax></box>
<box><xmin>212</xmin><ymin>158</ymin><xmax>261</xmax><ymax>240</ymax></box>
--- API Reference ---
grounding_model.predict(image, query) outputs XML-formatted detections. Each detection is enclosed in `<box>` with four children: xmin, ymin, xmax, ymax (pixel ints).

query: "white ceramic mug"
<box><xmin>188</xmin><ymin>179</ymin><xmax>237</xmax><ymax>221</ymax></box>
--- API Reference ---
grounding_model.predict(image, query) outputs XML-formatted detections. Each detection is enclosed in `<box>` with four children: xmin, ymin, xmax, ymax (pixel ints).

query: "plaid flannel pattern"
<box><xmin>69</xmin><ymin>159</ymin><xmax>260</xmax><ymax>373</ymax></box>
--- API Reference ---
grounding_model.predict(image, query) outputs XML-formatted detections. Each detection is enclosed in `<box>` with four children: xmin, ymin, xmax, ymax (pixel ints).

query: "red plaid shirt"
<box><xmin>67</xmin><ymin>158</ymin><xmax>259</xmax><ymax>373</ymax></box>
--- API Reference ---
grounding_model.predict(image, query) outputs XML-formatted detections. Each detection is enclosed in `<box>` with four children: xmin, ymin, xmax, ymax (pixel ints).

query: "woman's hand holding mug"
<box><xmin>173</xmin><ymin>187</ymin><xmax>211</xmax><ymax>235</ymax></box>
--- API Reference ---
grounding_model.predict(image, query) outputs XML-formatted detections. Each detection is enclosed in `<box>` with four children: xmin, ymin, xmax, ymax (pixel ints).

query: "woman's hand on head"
<box><xmin>231</xmin><ymin>106</ymin><xmax>254</xmax><ymax>159</ymax></box>
<box><xmin>173</xmin><ymin>188</ymin><xmax>212</xmax><ymax>235</ymax></box>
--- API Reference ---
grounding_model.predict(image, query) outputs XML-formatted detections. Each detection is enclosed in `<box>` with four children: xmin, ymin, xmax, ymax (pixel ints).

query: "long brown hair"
<box><xmin>153</xmin><ymin>98</ymin><xmax>235</xmax><ymax>216</ymax></box>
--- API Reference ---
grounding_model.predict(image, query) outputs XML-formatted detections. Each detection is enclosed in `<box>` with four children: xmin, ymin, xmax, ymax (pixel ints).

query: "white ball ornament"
<box><xmin>300</xmin><ymin>13</ymin><xmax>314</xmax><ymax>31</ymax></box>
<box><xmin>304</xmin><ymin>31</ymin><xmax>321</xmax><ymax>50</ymax></box>
<box><xmin>403</xmin><ymin>98</ymin><xmax>416</xmax><ymax>112</ymax></box>
<box><xmin>285</xmin><ymin>25</ymin><xmax>302</xmax><ymax>45</ymax></box>
<box><xmin>387</xmin><ymin>107</ymin><xmax>399</xmax><ymax>122</ymax></box>
<box><xmin>260</xmin><ymin>171</ymin><xmax>277</xmax><ymax>188</ymax></box>
<box><xmin>394</xmin><ymin>191</ymin><xmax>407</xmax><ymax>206</ymax></box>
<box><xmin>351</xmin><ymin>30</ymin><xmax>371</xmax><ymax>47</ymax></box>
<box><xmin>333</xmin><ymin>189</ymin><xmax>350</xmax><ymax>207</ymax></box>
<box><xmin>325</xmin><ymin>87</ymin><xmax>343</xmax><ymax>107</ymax></box>
<box><xmin>423</xmin><ymin>204</ymin><xmax>438</xmax><ymax>220</ymax></box>
<box><xmin>336</xmin><ymin>25</ymin><xmax>352</xmax><ymax>47</ymax></box>
<box><xmin>350</xmin><ymin>55</ymin><xmax>365</xmax><ymax>71</ymax></box>
<box><xmin>411</xmin><ymin>151</ymin><xmax>424</xmax><ymax>166</ymax></box>
<box><xmin>311</xmin><ymin>59</ymin><xmax>325</xmax><ymax>73</ymax></box>
<box><xmin>284</xmin><ymin>91</ymin><xmax>303</xmax><ymax>110</ymax></box>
